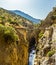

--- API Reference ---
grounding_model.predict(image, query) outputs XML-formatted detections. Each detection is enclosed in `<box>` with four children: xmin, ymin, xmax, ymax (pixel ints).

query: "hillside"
<box><xmin>11</xmin><ymin>10</ymin><xmax>40</xmax><ymax>23</ymax></box>
<box><xmin>40</xmin><ymin>7</ymin><xmax>56</xmax><ymax>29</ymax></box>
<box><xmin>0</xmin><ymin>8</ymin><xmax>33</xmax><ymax>65</ymax></box>
<box><xmin>33</xmin><ymin>7</ymin><xmax>56</xmax><ymax>65</ymax></box>
<box><xmin>0</xmin><ymin>7</ymin><xmax>56</xmax><ymax>65</ymax></box>
<box><xmin>0</xmin><ymin>8</ymin><xmax>33</xmax><ymax>28</ymax></box>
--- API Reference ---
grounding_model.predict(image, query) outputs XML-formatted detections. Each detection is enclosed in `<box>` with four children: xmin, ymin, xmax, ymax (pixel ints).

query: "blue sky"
<box><xmin>0</xmin><ymin>0</ymin><xmax>56</xmax><ymax>19</ymax></box>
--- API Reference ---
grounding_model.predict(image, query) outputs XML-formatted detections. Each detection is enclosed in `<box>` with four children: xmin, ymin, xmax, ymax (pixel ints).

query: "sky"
<box><xmin>0</xmin><ymin>0</ymin><xmax>56</xmax><ymax>19</ymax></box>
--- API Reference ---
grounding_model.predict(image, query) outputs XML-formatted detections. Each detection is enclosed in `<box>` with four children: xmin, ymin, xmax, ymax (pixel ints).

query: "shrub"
<box><xmin>51</xmin><ymin>15</ymin><xmax>56</xmax><ymax>20</ymax></box>
<box><xmin>0</xmin><ymin>24</ymin><xmax>18</xmax><ymax>43</ymax></box>
<box><xmin>10</xmin><ymin>21</ymin><xmax>19</xmax><ymax>25</ymax></box>
<box><xmin>38</xmin><ymin>31</ymin><xmax>43</xmax><ymax>38</ymax></box>
<box><xmin>47</xmin><ymin>50</ymin><xmax>55</xmax><ymax>57</ymax></box>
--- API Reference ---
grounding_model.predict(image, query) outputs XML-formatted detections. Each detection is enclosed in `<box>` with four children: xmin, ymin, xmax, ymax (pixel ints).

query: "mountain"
<box><xmin>39</xmin><ymin>7</ymin><xmax>56</xmax><ymax>29</ymax></box>
<box><xmin>0</xmin><ymin>7</ymin><xmax>56</xmax><ymax>65</ymax></box>
<box><xmin>35</xmin><ymin>7</ymin><xmax>56</xmax><ymax>65</ymax></box>
<box><xmin>0</xmin><ymin>8</ymin><xmax>33</xmax><ymax>28</ymax></box>
<box><xmin>0</xmin><ymin>8</ymin><xmax>30</xmax><ymax>65</ymax></box>
<box><xmin>11</xmin><ymin>10</ymin><xmax>40</xmax><ymax>23</ymax></box>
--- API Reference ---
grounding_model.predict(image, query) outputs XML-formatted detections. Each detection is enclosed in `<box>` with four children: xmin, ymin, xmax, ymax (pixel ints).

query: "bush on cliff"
<box><xmin>0</xmin><ymin>24</ymin><xmax>18</xmax><ymax>43</ymax></box>
<box><xmin>38</xmin><ymin>31</ymin><xmax>43</xmax><ymax>38</ymax></box>
<box><xmin>47</xmin><ymin>50</ymin><xmax>55</xmax><ymax>57</ymax></box>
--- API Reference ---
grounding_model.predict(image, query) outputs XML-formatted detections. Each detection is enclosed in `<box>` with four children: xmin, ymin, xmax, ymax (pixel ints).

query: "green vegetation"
<box><xmin>0</xmin><ymin>24</ymin><xmax>18</xmax><ymax>43</ymax></box>
<box><xmin>0</xmin><ymin>8</ymin><xmax>32</xmax><ymax>27</ymax></box>
<box><xmin>51</xmin><ymin>15</ymin><xmax>56</xmax><ymax>21</ymax></box>
<box><xmin>0</xmin><ymin>8</ymin><xmax>30</xmax><ymax>65</ymax></box>
<box><xmin>38</xmin><ymin>31</ymin><xmax>43</xmax><ymax>38</ymax></box>
<box><xmin>47</xmin><ymin>50</ymin><xmax>55</xmax><ymax>57</ymax></box>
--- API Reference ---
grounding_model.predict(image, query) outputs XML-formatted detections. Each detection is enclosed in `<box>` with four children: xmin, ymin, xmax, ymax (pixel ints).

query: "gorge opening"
<box><xmin>28</xmin><ymin>36</ymin><xmax>36</xmax><ymax>65</ymax></box>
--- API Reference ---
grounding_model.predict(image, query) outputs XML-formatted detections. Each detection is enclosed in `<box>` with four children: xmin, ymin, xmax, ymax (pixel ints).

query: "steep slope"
<box><xmin>35</xmin><ymin>7</ymin><xmax>56</xmax><ymax>65</ymax></box>
<box><xmin>40</xmin><ymin>7</ymin><xmax>56</xmax><ymax>29</ymax></box>
<box><xmin>0</xmin><ymin>8</ymin><xmax>32</xmax><ymax>65</ymax></box>
<box><xmin>11</xmin><ymin>10</ymin><xmax>40</xmax><ymax>23</ymax></box>
<box><xmin>0</xmin><ymin>8</ymin><xmax>33</xmax><ymax>28</ymax></box>
<box><xmin>0</xmin><ymin>24</ymin><xmax>28</xmax><ymax>65</ymax></box>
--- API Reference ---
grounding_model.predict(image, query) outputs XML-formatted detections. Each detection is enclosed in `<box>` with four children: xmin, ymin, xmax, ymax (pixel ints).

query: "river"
<box><xmin>28</xmin><ymin>50</ymin><xmax>36</xmax><ymax>65</ymax></box>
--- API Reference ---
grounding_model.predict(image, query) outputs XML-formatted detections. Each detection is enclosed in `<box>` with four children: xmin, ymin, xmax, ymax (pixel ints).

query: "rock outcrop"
<box><xmin>34</xmin><ymin>7</ymin><xmax>56</xmax><ymax>65</ymax></box>
<box><xmin>0</xmin><ymin>8</ymin><xmax>32</xmax><ymax>65</ymax></box>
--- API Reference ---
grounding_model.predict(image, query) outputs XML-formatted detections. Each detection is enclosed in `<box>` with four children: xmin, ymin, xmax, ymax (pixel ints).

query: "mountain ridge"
<box><xmin>11</xmin><ymin>10</ymin><xmax>40</xmax><ymax>23</ymax></box>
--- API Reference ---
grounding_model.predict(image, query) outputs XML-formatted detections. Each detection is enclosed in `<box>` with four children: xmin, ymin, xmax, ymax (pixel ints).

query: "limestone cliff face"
<box><xmin>35</xmin><ymin>7</ymin><xmax>56</xmax><ymax>65</ymax></box>
<box><xmin>0</xmin><ymin>24</ymin><xmax>28</xmax><ymax>65</ymax></box>
<box><xmin>0</xmin><ymin>40</ymin><xmax>28</xmax><ymax>65</ymax></box>
<box><xmin>51</xmin><ymin>25</ymin><xmax>56</xmax><ymax>49</ymax></box>
<box><xmin>35</xmin><ymin>24</ymin><xmax>56</xmax><ymax>65</ymax></box>
<box><xmin>0</xmin><ymin>8</ymin><xmax>30</xmax><ymax>65</ymax></box>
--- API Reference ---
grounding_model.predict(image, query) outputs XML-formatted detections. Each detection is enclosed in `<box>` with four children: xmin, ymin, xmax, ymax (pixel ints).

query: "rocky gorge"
<box><xmin>32</xmin><ymin>7</ymin><xmax>56</xmax><ymax>65</ymax></box>
<box><xmin>0</xmin><ymin>7</ymin><xmax>56</xmax><ymax>65</ymax></box>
